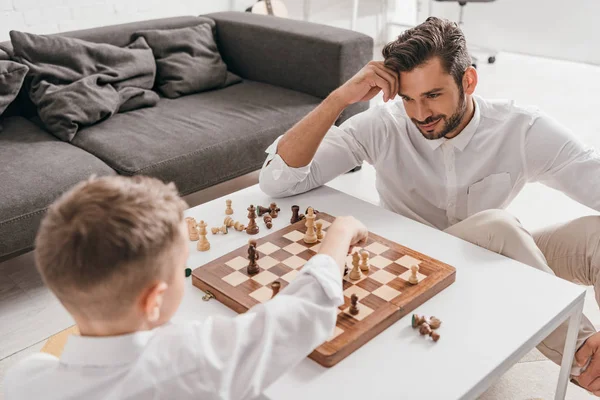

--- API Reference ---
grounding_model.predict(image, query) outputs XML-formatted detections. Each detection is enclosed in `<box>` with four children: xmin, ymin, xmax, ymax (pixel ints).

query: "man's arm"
<box><xmin>259</xmin><ymin>61</ymin><xmax>399</xmax><ymax>198</ymax></box>
<box><xmin>524</xmin><ymin>112</ymin><xmax>600</xmax><ymax>211</ymax></box>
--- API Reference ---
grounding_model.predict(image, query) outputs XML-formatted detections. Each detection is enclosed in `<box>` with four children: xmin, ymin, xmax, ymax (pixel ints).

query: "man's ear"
<box><xmin>462</xmin><ymin>66</ymin><xmax>478</xmax><ymax>96</ymax></box>
<box><xmin>140</xmin><ymin>281</ymin><xmax>168</xmax><ymax>322</ymax></box>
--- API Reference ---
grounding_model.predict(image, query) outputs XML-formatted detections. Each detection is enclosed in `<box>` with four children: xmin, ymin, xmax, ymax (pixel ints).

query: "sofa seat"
<box><xmin>0</xmin><ymin>117</ymin><xmax>115</xmax><ymax>259</ymax></box>
<box><xmin>71</xmin><ymin>80</ymin><xmax>321</xmax><ymax>196</ymax></box>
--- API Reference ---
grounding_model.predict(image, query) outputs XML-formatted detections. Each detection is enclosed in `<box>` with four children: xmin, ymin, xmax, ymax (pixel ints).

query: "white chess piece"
<box><xmin>408</xmin><ymin>264</ymin><xmax>419</xmax><ymax>285</ymax></box>
<box><xmin>359</xmin><ymin>250</ymin><xmax>370</xmax><ymax>272</ymax></box>
<box><xmin>349</xmin><ymin>252</ymin><xmax>362</xmax><ymax>280</ymax></box>
<box><xmin>303</xmin><ymin>207</ymin><xmax>317</xmax><ymax>244</ymax></box>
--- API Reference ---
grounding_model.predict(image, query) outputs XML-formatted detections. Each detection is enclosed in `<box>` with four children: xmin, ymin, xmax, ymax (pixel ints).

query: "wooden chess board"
<box><xmin>192</xmin><ymin>212</ymin><xmax>456</xmax><ymax>367</ymax></box>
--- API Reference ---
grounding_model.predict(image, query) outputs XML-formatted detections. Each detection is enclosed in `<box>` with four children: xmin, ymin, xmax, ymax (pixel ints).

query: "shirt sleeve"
<box><xmin>524</xmin><ymin>112</ymin><xmax>600</xmax><ymax>211</ymax></box>
<box><xmin>258</xmin><ymin>105</ymin><xmax>390</xmax><ymax>198</ymax></box>
<box><xmin>192</xmin><ymin>254</ymin><xmax>343</xmax><ymax>400</ymax></box>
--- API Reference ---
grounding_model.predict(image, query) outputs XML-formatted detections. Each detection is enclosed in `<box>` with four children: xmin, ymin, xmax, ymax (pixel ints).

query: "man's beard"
<box><xmin>412</xmin><ymin>90</ymin><xmax>467</xmax><ymax>140</ymax></box>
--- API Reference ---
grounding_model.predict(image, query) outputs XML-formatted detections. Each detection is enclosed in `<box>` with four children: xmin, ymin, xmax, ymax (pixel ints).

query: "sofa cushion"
<box><xmin>134</xmin><ymin>23</ymin><xmax>241</xmax><ymax>98</ymax></box>
<box><xmin>0</xmin><ymin>117</ymin><xmax>115</xmax><ymax>259</ymax></box>
<box><xmin>0</xmin><ymin>60</ymin><xmax>28</xmax><ymax>117</ymax></box>
<box><xmin>71</xmin><ymin>80</ymin><xmax>321</xmax><ymax>195</ymax></box>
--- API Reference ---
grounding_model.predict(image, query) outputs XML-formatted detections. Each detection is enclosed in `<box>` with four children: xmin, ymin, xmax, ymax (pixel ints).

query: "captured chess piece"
<box><xmin>225</xmin><ymin>199</ymin><xmax>233</xmax><ymax>215</ymax></box>
<box><xmin>419</xmin><ymin>322</ymin><xmax>432</xmax><ymax>336</ymax></box>
<box><xmin>344</xmin><ymin>263</ymin><xmax>349</xmax><ymax>276</ymax></box>
<box><xmin>185</xmin><ymin>217</ymin><xmax>199</xmax><ymax>241</ymax></box>
<box><xmin>303</xmin><ymin>207</ymin><xmax>318</xmax><ymax>244</ymax></box>
<box><xmin>316</xmin><ymin>221</ymin><xmax>323</xmax><ymax>240</ymax></box>
<box><xmin>264</xmin><ymin>214</ymin><xmax>273</xmax><ymax>229</ymax></box>
<box><xmin>247</xmin><ymin>239</ymin><xmax>260</xmax><ymax>275</ymax></box>
<box><xmin>197</xmin><ymin>220</ymin><xmax>210</xmax><ymax>251</ymax></box>
<box><xmin>349</xmin><ymin>251</ymin><xmax>362</xmax><ymax>280</ymax></box>
<box><xmin>271</xmin><ymin>280</ymin><xmax>281</xmax><ymax>298</ymax></box>
<box><xmin>412</xmin><ymin>314</ymin><xmax>427</xmax><ymax>329</ymax></box>
<box><xmin>246</xmin><ymin>205</ymin><xmax>259</xmax><ymax>235</ymax></box>
<box><xmin>257</xmin><ymin>205</ymin><xmax>271</xmax><ymax>217</ymax></box>
<box><xmin>349</xmin><ymin>294</ymin><xmax>359</xmax><ymax>315</ymax></box>
<box><xmin>234</xmin><ymin>221</ymin><xmax>245</xmax><ymax>231</ymax></box>
<box><xmin>430</xmin><ymin>331</ymin><xmax>440</xmax><ymax>342</ymax></box>
<box><xmin>224</xmin><ymin>216</ymin><xmax>235</xmax><ymax>228</ymax></box>
<box><xmin>408</xmin><ymin>265</ymin><xmax>419</xmax><ymax>285</ymax></box>
<box><xmin>359</xmin><ymin>250</ymin><xmax>370</xmax><ymax>272</ymax></box>
<box><xmin>211</xmin><ymin>225</ymin><xmax>228</xmax><ymax>235</ymax></box>
<box><xmin>290</xmin><ymin>205</ymin><xmax>301</xmax><ymax>224</ymax></box>
<box><xmin>269</xmin><ymin>202</ymin><xmax>280</xmax><ymax>218</ymax></box>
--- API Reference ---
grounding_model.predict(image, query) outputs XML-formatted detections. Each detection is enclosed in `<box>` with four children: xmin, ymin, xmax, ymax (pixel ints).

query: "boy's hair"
<box><xmin>34</xmin><ymin>175</ymin><xmax>187</xmax><ymax>319</ymax></box>
<box><xmin>382</xmin><ymin>16</ymin><xmax>471</xmax><ymax>89</ymax></box>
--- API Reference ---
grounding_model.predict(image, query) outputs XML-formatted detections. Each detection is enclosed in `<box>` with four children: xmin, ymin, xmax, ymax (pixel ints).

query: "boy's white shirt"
<box><xmin>4</xmin><ymin>254</ymin><xmax>343</xmax><ymax>400</ymax></box>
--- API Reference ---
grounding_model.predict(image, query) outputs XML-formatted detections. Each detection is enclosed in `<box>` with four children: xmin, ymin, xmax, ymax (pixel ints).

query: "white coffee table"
<box><xmin>176</xmin><ymin>184</ymin><xmax>585</xmax><ymax>400</ymax></box>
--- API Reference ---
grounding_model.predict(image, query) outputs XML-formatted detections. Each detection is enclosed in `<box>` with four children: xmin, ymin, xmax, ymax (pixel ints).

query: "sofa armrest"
<box><xmin>206</xmin><ymin>12</ymin><xmax>373</xmax><ymax>123</ymax></box>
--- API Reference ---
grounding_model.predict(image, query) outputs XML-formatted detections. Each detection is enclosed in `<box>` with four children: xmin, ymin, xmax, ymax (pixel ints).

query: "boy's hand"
<box><xmin>334</xmin><ymin>61</ymin><xmax>399</xmax><ymax>105</ymax></box>
<box><xmin>319</xmin><ymin>216</ymin><xmax>369</xmax><ymax>276</ymax></box>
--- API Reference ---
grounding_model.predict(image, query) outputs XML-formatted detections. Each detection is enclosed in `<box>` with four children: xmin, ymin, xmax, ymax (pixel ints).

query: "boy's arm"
<box><xmin>196</xmin><ymin>254</ymin><xmax>343</xmax><ymax>400</ymax></box>
<box><xmin>524</xmin><ymin>112</ymin><xmax>600</xmax><ymax>211</ymax></box>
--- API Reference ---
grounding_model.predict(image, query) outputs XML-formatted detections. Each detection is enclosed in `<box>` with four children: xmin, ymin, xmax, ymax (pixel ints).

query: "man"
<box><xmin>259</xmin><ymin>17</ymin><xmax>600</xmax><ymax>393</ymax></box>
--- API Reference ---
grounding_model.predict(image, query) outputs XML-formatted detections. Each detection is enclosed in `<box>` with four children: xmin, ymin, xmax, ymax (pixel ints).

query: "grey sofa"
<box><xmin>0</xmin><ymin>12</ymin><xmax>373</xmax><ymax>261</ymax></box>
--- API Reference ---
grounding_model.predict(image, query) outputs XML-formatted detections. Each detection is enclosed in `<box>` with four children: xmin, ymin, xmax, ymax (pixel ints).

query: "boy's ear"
<box><xmin>140</xmin><ymin>281</ymin><xmax>168</xmax><ymax>322</ymax></box>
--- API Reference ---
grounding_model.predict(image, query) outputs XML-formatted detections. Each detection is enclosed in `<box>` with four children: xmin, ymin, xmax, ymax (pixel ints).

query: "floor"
<box><xmin>1</xmin><ymin>51</ymin><xmax>599</xmax><ymax>399</ymax></box>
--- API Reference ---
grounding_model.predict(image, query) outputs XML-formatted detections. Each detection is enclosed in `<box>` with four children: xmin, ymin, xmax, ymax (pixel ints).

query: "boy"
<box><xmin>4</xmin><ymin>175</ymin><xmax>368</xmax><ymax>400</ymax></box>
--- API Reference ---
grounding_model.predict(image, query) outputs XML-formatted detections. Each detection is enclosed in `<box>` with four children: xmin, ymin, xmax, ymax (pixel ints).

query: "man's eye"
<box><xmin>427</xmin><ymin>93</ymin><xmax>440</xmax><ymax>99</ymax></box>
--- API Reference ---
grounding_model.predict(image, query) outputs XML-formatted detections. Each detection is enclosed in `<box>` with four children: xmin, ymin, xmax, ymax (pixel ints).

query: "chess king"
<box><xmin>259</xmin><ymin>16</ymin><xmax>600</xmax><ymax>391</ymax></box>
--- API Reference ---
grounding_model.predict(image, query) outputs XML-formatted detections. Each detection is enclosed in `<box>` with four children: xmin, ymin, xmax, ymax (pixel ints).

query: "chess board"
<box><xmin>192</xmin><ymin>212</ymin><xmax>456</xmax><ymax>367</ymax></box>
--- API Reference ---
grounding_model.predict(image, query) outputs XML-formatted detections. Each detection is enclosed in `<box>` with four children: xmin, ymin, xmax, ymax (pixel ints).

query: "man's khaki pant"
<box><xmin>445</xmin><ymin>210</ymin><xmax>600</xmax><ymax>375</ymax></box>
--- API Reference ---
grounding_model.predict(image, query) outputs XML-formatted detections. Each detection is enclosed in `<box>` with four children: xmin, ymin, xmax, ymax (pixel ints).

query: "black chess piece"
<box><xmin>269</xmin><ymin>202</ymin><xmax>280</xmax><ymax>218</ymax></box>
<box><xmin>350</xmin><ymin>293</ymin><xmax>359</xmax><ymax>315</ymax></box>
<box><xmin>290</xmin><ymin>205</ymin><xmax>301</xmax><ymax>224</ymax></box>
<box><xmin>247</xmin><ymin>239</ymin><xmax>260</xmax><ymax>275</ymax></box>
<box><xmin>257</xmin><ymin>205</ymin><xmax>270</xmax><ymax>217</ymax></box>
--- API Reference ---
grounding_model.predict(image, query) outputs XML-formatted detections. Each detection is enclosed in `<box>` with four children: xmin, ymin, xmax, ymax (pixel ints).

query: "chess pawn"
<box><xmin>409</xmin><ymin>265</ymin><xmax>419</xmax><ymax>285</ymax></box>
<box><xmin>224</xmin><ymin>216</ymin><xmax>234</xmax><ymax>228</ymax></box>
<box><xmin>419</xmin><ymin>322</ymin><xmax>432</xmax><ymax>336</ymax></box>
<box><xmin>247</xmin><ymin>239</ymin><xmax>260</xmax><ymax>275</ymax></box>
<box><xmin>303</xmin><ymin>207</ymin><xmax>318</xmax><ymax>244</ymax></box>
<box><xmin>185</xmin><ymin>217</ymin><xmax>199</xmax><ymax>241</ymax></box>
<box><xmin>359</xmin><ymin>250</ymin><xmax>370</xmax><ymax>272</ymax></box>
<box><xmin>349</xmin><ymin>293</ymin><xmax>359</xmax><ymax>315</ymax></box>
<box><xmin>257</xmin><ymin>205</ymin><xmax>270</xmax><ymax>217</ymax></box>
<box><xmin>263</xmin><ymin>214</ymin><xmax>273</xmax><ymax>229</ymax></box>
<box><xmin>211</xmin><ymin>227</ymin><xmax>219</xmax><ymax>235</ymax></box>
<box><xmin>234</xmin><ymin>221</ymin><xmax>245</xmax><ymax>231</ymax></box>
<box><xmin>225</xmin><ymin>199</ymin><xmax>233</xmax><ymax>215</ymax></box>
<box><xmin>316</xmin><ymin>221</ymin><xmax>323</xmax><ymax>240</ymax></box>
<box><xmin>271</xmin><ymin>281</ymin><xmax>281</xmax><ymax>298</ymax></box>
<box><xmin>197</xmin><ymin>220</ymin><xmax>210</xmax><ymax>251</ymax></box>
<box><xmin>246</xmin><ymin>205</ymin><xmax>259</xmax><ymax>235</ymax></box>
<box><xmin>348</xmin><ymin>252</ymin><xmax>362</xmax><ymax>280</ymax></box>
<box><xmin>269</xmin><ymin>202</ymin><xmax>280</xmax><ymax>218</ymax></box>
<box><xmin>429</xmin><ymin>331</ymin><xmax>440</xmax><ymax>342</ymax></box>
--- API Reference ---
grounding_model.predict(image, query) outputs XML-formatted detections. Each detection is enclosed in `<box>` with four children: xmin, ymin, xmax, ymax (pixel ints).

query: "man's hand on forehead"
<box><xmin>335</xmin><ymin>61</ymin><xmax>400</xmax><ymax>105</ymax></box>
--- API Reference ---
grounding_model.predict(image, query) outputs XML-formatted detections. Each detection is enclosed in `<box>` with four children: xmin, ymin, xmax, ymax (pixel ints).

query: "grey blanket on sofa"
<box><xmin>10</xmin><ymin>31</ymin><xmax>159</xmax><ymax>142</ymax></box>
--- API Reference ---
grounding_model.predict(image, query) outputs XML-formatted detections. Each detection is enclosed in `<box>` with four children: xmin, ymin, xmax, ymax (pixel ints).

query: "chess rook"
<box><xmin>316</xmin><ymin>222</ymin><xmax>323</xmax><ymax>240</ymax></box>
<box><xmin>245</xmin><ymin>205</ymin><xmax>259</xmax><ymax>235</ymax></box>
<box><xmin>225</xmin><ymin>199</ymin><xmax>233</xmax><ymax>215</ymax></box>
<box><xmin>290</xmin><ymin>205</ymin><xmax>301</xmax><ymax>224</ymax></box>
<box><xmin>196</xmin><ymin>220</ymin><xmax>210</xmax><ymax>251</ymax></box>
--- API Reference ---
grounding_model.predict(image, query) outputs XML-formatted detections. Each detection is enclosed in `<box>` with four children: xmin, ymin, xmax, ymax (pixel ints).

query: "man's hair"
<box><xmin>382</xmin><ymin>17</ymin><xmax>471</xmax><ymax>89</ymax></box>
<box><xmin>34</xmin><ymin>175</ymin><xmax>187</xmax><ymax>319</ymax></box>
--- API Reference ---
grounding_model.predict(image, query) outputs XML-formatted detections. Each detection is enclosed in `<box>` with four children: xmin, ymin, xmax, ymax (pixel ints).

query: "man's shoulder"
<box><xmin>476</xmin><ymin>95</ymin><xmax>542</xmax><ymax>124</ymax></box>
<box><xmin>4</xmin><ymin>353</ymin><xmax>59</xmax><ymax>397</ymax></box>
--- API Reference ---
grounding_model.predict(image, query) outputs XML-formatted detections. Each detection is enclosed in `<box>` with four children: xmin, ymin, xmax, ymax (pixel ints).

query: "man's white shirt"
<box><xmin>259</xmin><ymin>95</ymin><xmax>600</xmax><ymax>230</ymax></box>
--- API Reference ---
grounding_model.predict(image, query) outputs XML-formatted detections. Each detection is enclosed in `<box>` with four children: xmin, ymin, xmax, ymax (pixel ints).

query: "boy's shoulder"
<box><xmin>4</xmin><ymin>352</ymin><xmax>59</xmax><ymax>397</ymax></box>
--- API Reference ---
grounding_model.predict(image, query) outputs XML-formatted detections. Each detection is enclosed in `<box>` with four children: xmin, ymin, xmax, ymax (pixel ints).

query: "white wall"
<box><xmin>421</xmin><ymin>0</ymin><xmax>600</xmax><ymax>65</ymax></box>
